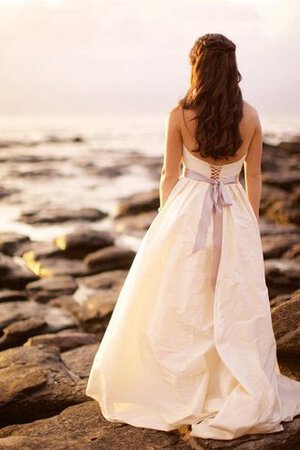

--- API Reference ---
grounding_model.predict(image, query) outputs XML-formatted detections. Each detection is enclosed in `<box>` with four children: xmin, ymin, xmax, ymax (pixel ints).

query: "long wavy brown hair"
<box><xmin>178</xmin><ymin>33</ymin><xmax>244</xmax><ymax>161</ymax></box>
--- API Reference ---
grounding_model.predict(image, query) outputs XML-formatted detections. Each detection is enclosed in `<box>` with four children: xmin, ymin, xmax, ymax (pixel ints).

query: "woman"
<box><xmin>86</xmin><ymin>33</ymin><xmax>300</xmax><ymax>440</ymax></box>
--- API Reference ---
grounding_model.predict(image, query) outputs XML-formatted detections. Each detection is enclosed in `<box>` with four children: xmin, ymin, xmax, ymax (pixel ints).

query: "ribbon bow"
<box><xmin>184</xmin><ymin>167</ymin><xmax>238</xmax><ymax>289</ymax></box>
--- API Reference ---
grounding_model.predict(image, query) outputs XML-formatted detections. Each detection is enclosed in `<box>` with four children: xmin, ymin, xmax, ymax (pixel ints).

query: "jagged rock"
<box><xmin>0</xmin><ymin>345</ymin><xmax>88</xmax><ymax>427</ymax></box>
<box><xmin>25</xmin><ymin>330</ymin><xmax>97</xmax><ymax>352</ymax></box>
<box><xmin>19</xmin><ymin>207</ymin><xmax>107</xmax><ymax>224</ymax></box>
<box><xmin>114</xmin><ymin>189</ymin><xmax>159</xmax><ymax>218</ymax></box>
<box><xmin>271</xmin><ymin>291</ymin><xmax>300</xmax><ymax>359</ymax></box>
<box><xmin>84</xmin><ymin>245</ymin><xmax>135</xmax><ymax>272</ymax></box>
<box><xmin>265</xmin><ymin>258</ymin><xmax>300</xmax><ymax>298</ymax></box>
<box><xmin>0</xmin><ymin>301</ymin><xmax>77</xmax><ymax>350</ymax></box>
<box><xmin>0</xmin><ymin>253</ymin><xmax>38</xmax><ymax>289</ymax></box>
<box><xmin>25</xmin><ymin>276</ymin><xmax>78</xmax><ymax>303</ymax></box>
<box><xmin>54</xmin><ymin>228</ymin><xmax>115</xmax><ymax>259</ymax></box>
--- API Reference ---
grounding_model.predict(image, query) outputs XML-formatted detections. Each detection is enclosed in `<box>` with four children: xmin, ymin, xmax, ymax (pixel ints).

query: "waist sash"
<box><xmin>183</xmin><ymin>167</ymin><xmax>239</xmax><ymax>290</ymax></box>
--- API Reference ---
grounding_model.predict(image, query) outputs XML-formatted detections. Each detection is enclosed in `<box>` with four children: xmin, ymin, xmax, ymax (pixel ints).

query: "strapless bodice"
<box><xmin>182</xmin><ymin>146</ymin><xmax>246</xmax><ymax>179</ymax></box>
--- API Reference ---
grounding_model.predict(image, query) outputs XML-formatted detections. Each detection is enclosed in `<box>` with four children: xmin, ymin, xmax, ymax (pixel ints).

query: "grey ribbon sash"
<box><xmin>183</xmin><ymin>167</ymin><xmax>238</xmax><ymax>290</ymax></box>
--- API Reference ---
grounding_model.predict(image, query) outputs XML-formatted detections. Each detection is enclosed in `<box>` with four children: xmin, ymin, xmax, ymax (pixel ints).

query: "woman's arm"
<box><xmin>244</xmin><ymin>109</ymin><xmax>263</xmax><ymax>220</ymax></box>
<box><xmin>158</xmin><ymin>107</ymin><xmax>183</xmax><ymax>210</ymax></box>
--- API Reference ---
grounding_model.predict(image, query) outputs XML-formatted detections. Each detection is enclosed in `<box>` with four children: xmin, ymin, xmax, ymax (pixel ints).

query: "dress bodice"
<box><xmin>182</xmin><ymin>146</ymin><xmax>246</xmax><ymax>179</ymax></box>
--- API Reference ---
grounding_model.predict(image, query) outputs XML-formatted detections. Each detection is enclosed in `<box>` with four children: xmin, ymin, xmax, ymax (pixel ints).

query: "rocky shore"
<box><xmin>0</xmin><ymin>136</ymin><xmax>299</xmax><ymax>449</ymax></box>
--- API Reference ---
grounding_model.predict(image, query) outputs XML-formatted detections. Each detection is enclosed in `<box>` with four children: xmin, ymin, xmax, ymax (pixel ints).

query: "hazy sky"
<box><xmin>0</xmin><ymin>0</ymin><xmax>299</xmax><ymax>117</ymax></box>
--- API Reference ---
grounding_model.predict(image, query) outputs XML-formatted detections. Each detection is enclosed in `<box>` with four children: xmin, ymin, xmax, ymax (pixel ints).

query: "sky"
<box><xmin>0</xmin><ymin>0</ymin><xmax>299</xmax><ymax>117</ymax></box>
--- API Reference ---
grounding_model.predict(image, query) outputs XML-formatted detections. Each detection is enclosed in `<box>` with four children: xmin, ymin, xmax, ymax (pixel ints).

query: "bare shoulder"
<box><xmin>164</xmin><ymin>104</ymin><xmax>182</xmax><ymax>129</ymax></box>
<box><xmin>167</xmin><ymin>104</ymin><xmax>182</xmax><ymax>119</ymax></box>
<box><xmin>242</xmin><ymin>100</ymin><xmax>261</xmax><ymax>125</ymax></box>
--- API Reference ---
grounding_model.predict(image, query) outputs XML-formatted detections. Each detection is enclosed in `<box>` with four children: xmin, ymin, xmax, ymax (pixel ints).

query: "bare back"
<box><xmin>180</xmin><ymin>100</ymin><xmax>259</xmax><ymax>166</ymax></box>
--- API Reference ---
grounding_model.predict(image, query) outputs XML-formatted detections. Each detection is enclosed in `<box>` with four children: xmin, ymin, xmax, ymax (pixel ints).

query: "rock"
<box><xmin>8</xmin><ymin>167</ymin><xmax>63</xmax><ymax>178</ymax></box>
<box><xmin>0</xmin><ymin>400</ymin><xmax>299</xmax><ymax>450</ymax></box>
<box><xmin>265</xmin><ymin>187</ymin><xmax>300</xmax><ymax>225</ymax></box>
<box><xmin>25</xmin><ymin>276</ymin><xmax>78</xmax><ymax>303</ymax></box>
<box><xmin>75</xmin><ymin>290</ymin><xmax>119</xmax><ymax>335</ymax></box>
<box><xmin>262</xmin><ymin>171</ymin><xmax>300</xmax><ymax>192</ymax></box>
<box><xmin>0</xmin><ymin>345</ymin><xmax>88</xmax><ymax>427</ymax></box>
<box><xmin>279</xmin><ymin>140</ymin><xmax>300</xmax><ymax>154</ymax></box>
<box><xmin>265</xmin><ymin>259</ymin><xmax>300</xmax><ymax>298</ymax></box>
<box><xmin>19</xmin><ymin>207</ymin><xmax>107</xmax><ymax>224</ymax></box>
<box><xmin>0</xmin><ymin>401</ymin><xmax>188</xmax><ymax>450</ymax></box>
<box><xmin>0</xmin><ymin>301</ymin><xmax>77</xmax><ymax>350</ymax></box>
<box><xmin>262</xmin><ymin>234</ymin><xmax>300</xmax><ymax>259</ymax></box>
<box><xmin>259</xmin><ymin>217</ymin><xmax>300</xmax><ymax>236</ymax></box>
<box><xmin>270</xmin><ymin>292</ymin><xmax>293</xmax><ymax>308</ymax></box>
<box><xmin>114</xmin><ymin>189</ymin><xmax>159</xmax><ymax>218</ymax></box>
<box><xmin>114</xmin><ymin>210</ymin><xmax>158</xmax><ymax>234</ymax></box>
<box><xmin>84</xmin><ymin>245</ymin><xmax>135</xmax><ymax>272</ymax></box>
<box><xmin>259</xmin><ymin>185</ymin><xmax>288</xmax><ymax>215</ymax></box>
<box><xmin>278</xmin><ymin>358</ymin><xmax>300</xmax><ymax>382</ymax></box>
<box><xmin>60</xmin><ymin>343</ymin><xmax>98</xmax><ymax>379</ymax></box>
<box><xmin>0</xmin><ymin>290</ymin><xmax>27</xmax><ymax>303</ymax></box>
<box><xmin>283</xmin><ymin>242</ymin><xmax>300</xmax><ymax>260</ymax></box>
<box><xmin>23</xmin><ymin>254</ymin><xmax>91</xmax><ymax>278</ymax></box>
<box><xmin>25</xmin><ymin>330</ymin><xmax>97</xmax><ymax>352</ymax></box>
<box><xmin>48</xmin><ymin>295</ymin><xmax>82</xmax><ymax>319</ymax></box>
<box><xmin>0</xmin><ymin>233</ymin><xmax>30</xmax><ymax>256</ymax></box>
<box><xmin>271</xmin><ymin>291</ymin><xmax>300</xmax><ymax>359</ymax></box>
<box><xmin>0</xmin><ymin>436</ymin><xmax>84</xmax><ymax>450</ymax></box>
<box><xmin>0</xmin><ymin>186</ymin><xmax>19</xmax><ymax>199</ymax></box>
<box><xmin>0</xmin><ymin>253</ymin><xmax>38</xmax><ymax>290</ymax></box>
<box><xmin>74</xmin><ymin>269</ymin><xmax>128</xmax><ymax>303</ymax></box>
<box><xmin>14</xmin><ymin>240</ymin><xmax>63</xmax><ymax>258</ymax></box>
<box><xmin>54</xmin><ymin>228</ymin><xmax>115</xmax><ymax>259</ymax></box>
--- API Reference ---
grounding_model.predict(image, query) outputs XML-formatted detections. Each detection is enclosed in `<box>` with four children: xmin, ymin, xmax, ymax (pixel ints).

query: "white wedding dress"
<box><xmin>85</xmin><ymin>146</ymin><xmax>300</xmax><ymax>440</ymax></box>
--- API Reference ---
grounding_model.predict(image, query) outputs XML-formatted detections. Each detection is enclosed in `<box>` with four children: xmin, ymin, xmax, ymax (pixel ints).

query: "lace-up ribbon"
<box><xmin>183</xmin><ymin>167</ymin><xmax>238</xmax><ymax>290</ymax></box>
